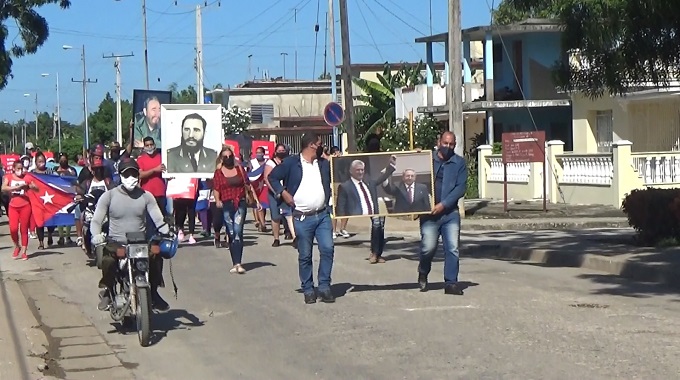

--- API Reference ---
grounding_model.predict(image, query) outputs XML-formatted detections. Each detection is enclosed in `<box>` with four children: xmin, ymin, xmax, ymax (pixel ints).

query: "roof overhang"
<box><xmin>417</xmin><ymin>99</ymin><xmax>571</xmax><ymax>114</ymax></box>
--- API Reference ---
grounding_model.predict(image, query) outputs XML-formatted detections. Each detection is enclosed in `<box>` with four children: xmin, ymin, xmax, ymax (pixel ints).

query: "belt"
<box><xmin>292</xmin><ymin>208</ymin><xmax>325</xmax><ymax>217</ymax></box>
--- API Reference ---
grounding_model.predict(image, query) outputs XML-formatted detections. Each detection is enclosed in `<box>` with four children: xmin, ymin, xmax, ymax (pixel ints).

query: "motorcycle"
<box><xmin>78</xmin><ymin>189</ymin><xmax>108</xmax><ymax>268</ymax></box>
<box><xmin>98</xmin><ymin>229</ymin><xmax>178</xmax><ymax>347</ymax></box>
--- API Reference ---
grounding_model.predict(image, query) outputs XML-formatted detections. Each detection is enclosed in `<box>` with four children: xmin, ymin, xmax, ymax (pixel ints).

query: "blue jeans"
<box><xmin>223</xmin><ymin>200</ymin><xmax>247</xmax><ymax>265</ymax></box>
<box><xmin>293</xmin><ymin>209</ymin><xmax>334</xmax><ymax>294</ymax></box>
<box><xmin>419</xmin><ymin>212</ymin><xmax>461</xmax><ymax>285</ymax></box>
<box><xmin>370</xmin><ymin>216</ymin><xmax>386</xmax><ymax>257</ymax></box>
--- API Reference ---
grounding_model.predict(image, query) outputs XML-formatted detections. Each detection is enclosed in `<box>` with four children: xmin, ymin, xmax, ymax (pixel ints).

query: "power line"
<box><xmin>361</xmin><ymin>0</ymin><xmax>421</xmax><ymax>57</ymax></box>
<box><xmin>357</xmin><ymin>0</ymin><xmax>384</xmax><ymax>61</ymax></box>
<box><xmin>147</xmin><ymin>0</ymin><xmax>220</xmax><ymax>15</ymax></box>
<box><xmin>312</xmin><ymin>0</ymin><xmax>321</xmax><ymax>80</ymax></box>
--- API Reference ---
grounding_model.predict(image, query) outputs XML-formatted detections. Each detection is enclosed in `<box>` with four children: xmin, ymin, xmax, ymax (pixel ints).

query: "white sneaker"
<box><xmin>339</xmin><ymin>229</ymin><xmax>350</xmax><ymax>238</ymax></box>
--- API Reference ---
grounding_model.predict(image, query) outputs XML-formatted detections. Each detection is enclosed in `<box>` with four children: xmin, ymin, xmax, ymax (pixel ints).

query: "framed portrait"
<box><xmin>160</xmin><ymin>104</ymin><xmax>223</xmax><ymax>179</ymax></box>
<box><xmin>131</xmin><ymin>89</ymin><xmax>172</xmax><ymax>151</ymax></box>
<box><xmin>330</xmin><ymin>151</ymin><xmax>434</xmax><ymax>218</ymax></box>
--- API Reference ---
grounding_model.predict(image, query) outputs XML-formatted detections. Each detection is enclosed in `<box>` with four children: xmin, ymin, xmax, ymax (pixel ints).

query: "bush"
<box><xmin>622</xmin><ymin>188</ymin><xmax>680</xmax><ymax>245</ymax></box>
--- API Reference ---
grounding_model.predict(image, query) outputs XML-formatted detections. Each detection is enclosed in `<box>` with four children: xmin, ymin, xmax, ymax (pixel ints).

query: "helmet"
<box><xmin>117</xmin><ymin>157</ymin><xmax>139</xmax><ymax>175</ymax></box>
<box><xmin>89</xmin><ymin>144</ymin><xmax>106</xmax><ymax>168</ymax></box>
<box><xmin>158</xmin><ymin>234</ymin><xmax>178</xmax><ymax>259</ymax></box>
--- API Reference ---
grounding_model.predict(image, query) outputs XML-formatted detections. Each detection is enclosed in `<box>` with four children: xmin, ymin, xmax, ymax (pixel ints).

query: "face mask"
<box><xmin>144</xmin><ymin>147</ymin><xmax>155</xmax><ymax>155</ymax></box>
<box><xmin>110</xmin><ymin>150</ymin><xmax>120</xmax><ymax>160</ymax></box>
<box><xmin>275</xmin><ymin>152</ymin><xmax>286</xmax><ymax>159</ymax></box>
<box><xmin>59</xmin><ymin>161</ymin><xmax>68</xmax><ymax>168</ymax></box>
<box><xmin>439</xmin><ymin>146</ymin><xmax>454</xmax><ymax>161</ymax></box>
<box><xmin>316</xmin><ymin>146</ymin><xmax>324</xmax><ymax>159</ymax></box>
<box><xmin>121</xmin><ymin>176</ymin><xmax>139</xmax><ymax>191</ymax></box>
<box><xmin>256</xmin><ymin>153</ymin><xmax>265</xmax><ymax>161</ymax></box>
<box><xmin>14</xmin><ymin>170</ymin><xmax>24</xmax><ymax>177</ymax></box>
<box><xmin>222</xmin><ymin>156</ymin><xmax>235</xmax><ymax>168</ymax></box>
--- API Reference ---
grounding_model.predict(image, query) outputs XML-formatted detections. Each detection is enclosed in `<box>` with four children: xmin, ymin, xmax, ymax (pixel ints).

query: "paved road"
<box><xmin>12</xmin><ymin>222</ymin><xmax>680</xmax><ymax>379</ymax></box>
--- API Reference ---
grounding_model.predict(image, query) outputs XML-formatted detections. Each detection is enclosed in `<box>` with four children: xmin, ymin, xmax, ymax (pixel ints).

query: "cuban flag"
<box><xmin>24</xmin><ymin>173</ymin><xmax>77</xmax><ymax>227</ymax></box>
<box><xmin>246</xmin><ymin>165</ymin><xmax>269</xmax><ymax>209</ymax></box>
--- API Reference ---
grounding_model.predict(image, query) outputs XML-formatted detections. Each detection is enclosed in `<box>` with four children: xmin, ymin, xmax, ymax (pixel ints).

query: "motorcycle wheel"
<box><xmin>136</xmin><ymin>287</ymin><xmax>152</xmax><ymax>347</ymax></box>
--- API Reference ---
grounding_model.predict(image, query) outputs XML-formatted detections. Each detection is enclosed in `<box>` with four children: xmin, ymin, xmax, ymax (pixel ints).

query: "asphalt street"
<box><xmin>13</xmin><ymin>222</ymin><xmax>680</xmax><ymax>379</ymax></box>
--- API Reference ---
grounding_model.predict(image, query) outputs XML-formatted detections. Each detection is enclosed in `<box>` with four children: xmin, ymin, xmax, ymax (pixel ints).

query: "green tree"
<box><xmin>492</xmin><ymin>0</ymin><xmax>558</xmax><ymax>25</ymax></box>
<box><xmin>168</xmin><ymin>82</ymin><xmax>198</xmax><ymax>104</ymax></box>
<box><xmin>87</xmin><ymin>92</ymin><xmax>132</xmax><ymax>146</ymax></box>
<box><xmin>501</xmin><ymin>0</ymin><xmax>680</xmax><ymax>98</ymax></box>
<box><xmin>0</xmin><ymin>1</ymin><xmax>71</xmax><ymax>90</ymax></box>
<box><xmin>380</xmin><ymin>115</ymin><xmax>442</xmax><ymax>152</ymax></box>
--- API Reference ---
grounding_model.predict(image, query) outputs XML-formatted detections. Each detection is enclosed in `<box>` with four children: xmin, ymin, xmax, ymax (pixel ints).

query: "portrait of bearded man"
<box><xmin>165</xmin><ymin>112</ymin><xmax>219</xmax><ymax>174</ymax></box>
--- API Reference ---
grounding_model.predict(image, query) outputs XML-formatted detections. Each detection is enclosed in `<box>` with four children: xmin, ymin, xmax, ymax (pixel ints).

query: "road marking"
<box><xmin>403</xmin><ymin>305</ymin><xmax>478</xmax><ymax>311</ymax></box>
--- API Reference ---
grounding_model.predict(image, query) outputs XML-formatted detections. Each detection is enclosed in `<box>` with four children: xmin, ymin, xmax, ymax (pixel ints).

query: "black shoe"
<box><xmin>57</xmin><ymin>237</ymin><xmax>65</xmax><ymax>247</ymax></box>
<box><xmin>98</xmin><ymin>289</ymin><xmax>111</xmax><ymax>311</ymax></box>
<box><xmin>47</xmin><ymin>237</ymin><xmax>54</xmax><ymax>247</ymax></box>
<box><xmin>444</xmin><ymin>284</ymin><xmax>464</xmax><ymax>295</ymax></box>
<box><xmin>272</xmin><ymin>239</ymin><xmax>280</xmax><ymax>247</ymax></box>
<box><xmin>152</xmin><ymin>291</ymin><xmax>170</xmax><ymax>312</ymax></box>
<box><xmin>317</xmin><ymin>289</ymin><xmax>335</xmax><ymax>303</ymax></box>
<box><xmin>304</xmin><ymin>292</ymin><xmax>317</xmax><ymax>304</ymax></box>
<box><xmin>418</xmin><ymin>273</ymin><xmax>428</xmax><ymax>292</ymax></box>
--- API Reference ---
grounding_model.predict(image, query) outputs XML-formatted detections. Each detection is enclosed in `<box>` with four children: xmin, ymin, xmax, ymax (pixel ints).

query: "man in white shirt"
<box><xmin>268</xmin><ymin>133</ymin><xmax>335</xmax><ymax>305</ymax></box>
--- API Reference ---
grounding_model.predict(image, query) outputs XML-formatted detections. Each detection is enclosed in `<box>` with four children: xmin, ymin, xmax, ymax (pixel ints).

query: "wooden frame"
<box><xmin>330</xmin><ymin>151</ymin><xmax>435</xmax><ymax>218</ymax></box>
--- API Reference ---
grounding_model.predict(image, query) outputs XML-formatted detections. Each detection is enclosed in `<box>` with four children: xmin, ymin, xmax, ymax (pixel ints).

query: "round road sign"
<box><xmin>323</xmin><ymin>102</ymin><xmax>345</xmax><ymax>127</ymax></box>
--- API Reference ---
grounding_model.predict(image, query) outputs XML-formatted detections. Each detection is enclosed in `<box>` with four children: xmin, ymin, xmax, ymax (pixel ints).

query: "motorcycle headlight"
<box><xmin>135</xmin><ymin>260</ymin><xmax>148</xmax><ymax>272</ymax></box>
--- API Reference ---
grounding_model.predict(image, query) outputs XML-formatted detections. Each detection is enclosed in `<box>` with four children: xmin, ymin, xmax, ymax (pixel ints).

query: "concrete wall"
<box><xmin>228</xmin><ymin>92</ymin><xmax>332</xmax><ymax>120</ymax></box>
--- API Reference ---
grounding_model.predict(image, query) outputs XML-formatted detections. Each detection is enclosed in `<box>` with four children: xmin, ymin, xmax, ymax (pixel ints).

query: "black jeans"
<box><xmin>211</xmin><ymin>202</ymin><xmax>223</xmax><ymax>239</ymax></box>
<box><xmin>36</xmin><ymin>226</ymin><xmax>56</xmax><ymax>242</ymax></box>
<box><xmin>99</xmin><ymin>241</ymin><xmax>164</xmax><ymax>291</ymax></box>
<box><xmin>174</xmin><ymin>198</ymin><xmax>197</xmax><ymax>235</ymax></box>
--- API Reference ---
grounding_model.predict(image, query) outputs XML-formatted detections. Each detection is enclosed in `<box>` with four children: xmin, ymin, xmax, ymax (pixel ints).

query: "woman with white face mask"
<box><xmin>1</xmin><ymin>161</ymin><xmax>37</xmax><ymax>260</ymax></box>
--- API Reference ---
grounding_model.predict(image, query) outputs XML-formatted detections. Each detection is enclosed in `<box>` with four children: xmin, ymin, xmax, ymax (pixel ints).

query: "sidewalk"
<box><xmin>344</xmin><ymin>200</ymin><xmax>629</xmax><ymax>232</ymax></box>
<box><xmin>0</xmin><ymin>221</ymin><xmax>58</xmax><ymax>379</ymax></box>
<box><xmin>338</xmin><ymin>227</ymin><xmax>680</xmax><ymax>290</ymax></box>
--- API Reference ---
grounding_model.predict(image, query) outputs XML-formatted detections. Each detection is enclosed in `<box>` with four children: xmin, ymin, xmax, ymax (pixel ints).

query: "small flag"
<box><xmin>24</xmin><ymin>173</ymin><xmax>77</xmax><ymax>227</ymax></box>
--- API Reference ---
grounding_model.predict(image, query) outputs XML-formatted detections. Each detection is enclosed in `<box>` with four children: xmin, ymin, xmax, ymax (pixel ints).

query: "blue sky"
<box><xmin>1</xmin><ymin>0</ymin><xmax>494</xmax><ymax>124</ymax></box>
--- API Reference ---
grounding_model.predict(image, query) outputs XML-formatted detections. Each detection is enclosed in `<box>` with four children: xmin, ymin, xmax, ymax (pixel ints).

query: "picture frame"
<box><xmin>160</xmin><ymin>104</ymin><xmax>223</xmax><ymax>179</ymax></box>
<box><xmin>330</xmin><ymin>151</ymin><xmax>435</xmax><ymax>218</ymax></box>
<box><xmin>131</xmin><ymin>89</ymin><xmax>172</xmax><ymax>150</ymax></box>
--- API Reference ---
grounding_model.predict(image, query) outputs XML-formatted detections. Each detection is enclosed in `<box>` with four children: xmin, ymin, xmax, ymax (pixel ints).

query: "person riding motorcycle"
<box><xmin>90</xmin><ymin>157</ymin><xmax>172</xmax><ymax>312</ymax></box>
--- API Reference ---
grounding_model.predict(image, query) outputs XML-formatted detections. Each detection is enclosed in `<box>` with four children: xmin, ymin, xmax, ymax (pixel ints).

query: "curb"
<box><xmin>461</xmin><ymin>220</ymin><xmax>629</xmax><ymax>231</ymax></box>
<box><xmin>466</xmin><ymin>244</ymin><xmax>680</xmax><ymax>289</ymax></box>
<box><xmin>1</xmin><ymin>279</ymin><xmax>51</xmax><ymax>378</ymax></box>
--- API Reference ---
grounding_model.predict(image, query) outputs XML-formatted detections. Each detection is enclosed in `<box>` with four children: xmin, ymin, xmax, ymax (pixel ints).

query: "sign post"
<box><xmin>501</xmin><ymin>131</ymin><xmax>547</xmax><ymax>213</ymax></box>
<box><xmin>323</xmin><ymin>101</ymin><xmax>345</xmax><ymax>148</ymax></box>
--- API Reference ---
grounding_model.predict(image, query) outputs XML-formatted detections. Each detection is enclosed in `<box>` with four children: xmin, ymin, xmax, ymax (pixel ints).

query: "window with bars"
<box><xmin>250</xmin><ymin>104</ymin><xmax>274</xmax><ymax>124</ymax></box>
<box><xmin>595</xmin><ymin>110</ymin><xmax>613</xmax><ymax>153</ymax></box>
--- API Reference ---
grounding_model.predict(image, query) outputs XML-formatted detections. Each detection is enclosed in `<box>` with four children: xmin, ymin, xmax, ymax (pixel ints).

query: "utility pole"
<box><xmin>281</xmin><ymin>52</ymin><xmax>288</xmax><ymax>79</ymax></box>
<box><xmin>103</xmin><ymin>52</ymin><xmax>134</xmax><ymax>143</ymax></box>
<box><xmin>56</xmin><ymin>73</ymin><xmax>62</xmax><ymax>152</ymax></box>
<box><xmin>142</xmin><ymin>0</ymin><xmax>150</xmax><ymax>89</ymax></box>
<box><xmin>71</xmin><ymin>44</ymin><xmax>97</xmax><ymax>150</ymax></box>
<box><xmin>196</xmin><ymin>4</ymin><xmax>205</xmax><ymax>104</ymax></box>
<box><xmin>338</xmin><ymin>0</ymin><xmax>355</xmax><ymax>151</ymax></box>
<box><xmin>328</xmin><ymin>0</ymin><xmax>339</xmax><ymax>147</ymax></box>
<box><xmin>293</xmin><ymin>8</ymin><xmax>298</xmax><ymax>82</ymax></box>
<box><xmin>323</xmin><ymin>10</ymin><xmax>328</xmax><ymax>78</ymax></box>
<box><xmin>448</xmin><ymin>0</ymin><xmax>465</xmax><ymax>214</ymax></box>
<box><xmin>33</xmin><ymin>94</ymin><xmax>38</xmax><ymax>142</ymax></box>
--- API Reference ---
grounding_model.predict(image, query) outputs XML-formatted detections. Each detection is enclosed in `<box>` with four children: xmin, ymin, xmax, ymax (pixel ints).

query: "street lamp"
<box><xmin>14</xmin><ymin>109</ymin><xmax>26</xmax><ymax>151</ymax></box>
<box><xmin>41</xmin><ymin>73</ymin><xmax>62</xmax><ymax>152</ymax></box>
<box><xmin>24</xmin><ymin>92</ymin><xmax>38</xmax><ymax>143</ymax></box>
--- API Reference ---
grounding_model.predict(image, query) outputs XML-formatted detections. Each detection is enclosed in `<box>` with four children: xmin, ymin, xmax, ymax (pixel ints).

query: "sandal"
<box><xmin>38</xmin><ymin>243</ymin><xmax>45</xmax><ymax>250</ymax></box>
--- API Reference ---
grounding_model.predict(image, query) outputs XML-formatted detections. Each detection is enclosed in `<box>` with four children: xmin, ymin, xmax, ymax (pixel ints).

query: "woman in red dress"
<box><xmin>1</xmin><ymin>160</ymin><xmax>37</xmax><ymax>259</ymax></box>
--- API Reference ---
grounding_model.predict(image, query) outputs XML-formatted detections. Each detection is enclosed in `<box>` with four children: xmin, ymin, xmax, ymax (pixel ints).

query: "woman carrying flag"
<box><xmin>2</xmin><ymin>160</ymin><xmax>36</xmax><ymax>260</ymax></box>
<box><xmin>31</xmin><ymin>152</ymin><xmax>57</xmax><ymax>249</ymax></box>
